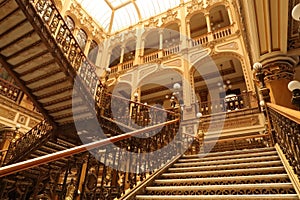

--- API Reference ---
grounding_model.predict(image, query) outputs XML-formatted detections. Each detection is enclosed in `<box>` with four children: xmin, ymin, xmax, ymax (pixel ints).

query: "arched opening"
<box><xmin>193</xmin><ymin>56</ymin><xmax>249</xmax><ymax>115</ymax></box>
<box><xmin>76</xmin><ymin>29</ymin><xmax>87</xmax><ymax>50</ymax></box>
<box><xmin>144</xmin><ymin>31</ymin><xmax>159</xmax><ymax>55</ymax></box>
<box><xmin>123</xmin><ymin>40</ymin><xmax>136</xmax><ymax>62</ymax></box>
<box><xmin>163</xmin><ymin>23</ymin><xmax>180</xmax><ymax>49</ymax></box>
<box><xmin>65</xmin><ymin>16</ymin><xmax>75</xmax><ymax>32</ymax></box>
<box><xmin>190</xmin><ymin>12</ymin><xmax>207</xmax><ymax>38</ymax></box>
<box><xmin>109</xmin><ymin>45</ymin><xmax>121</xmax><ymax>68</ymax></box>
<box><xmin>88</xmin><ymin>40</ymin><xmax>99</xmax><ymax>65</ymax></box>
<box><xmin>139</xmin><ymin>69</ymin><xmax>183</xmax><ymax>110</ymax></box>
<box><xmin>209</xmin><ymin>5</ymin><xmax>230</xmax><ymax>31</ymax></box>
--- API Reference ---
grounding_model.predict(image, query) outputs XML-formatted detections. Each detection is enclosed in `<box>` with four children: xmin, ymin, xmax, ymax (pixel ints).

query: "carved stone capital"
<box><xmin>263</xmin><ymin>61</ymin><xmax>295</xmax><ymax>82</ymax></box>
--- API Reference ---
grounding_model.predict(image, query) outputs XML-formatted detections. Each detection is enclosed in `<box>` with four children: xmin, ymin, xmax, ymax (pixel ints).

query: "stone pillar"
<box><xmin>186</xmin><ymin>20</ymin><xmax>191</xmax><ymax>47</ymax></box>
<box><xmin>263</xmin><ymin>61</ymin><xmax>295</xmax><ymax>108</ymax></box>
<box><xmin>204</xmin><ymin>12</ymin><xmax>212</xmax><ymax>33</ymax></box>
<box><xmin>120</xmin><ymin>45</ymin><xmax>125</xmax><ymax>64</ymax></box>
<box><xmin>226</xmin><ymin>5</ymin><xmax>233</xmax><ymax>25</ymax></box>
<box><xmin>159</xmin><ymin>30</ymin><xmax>163</xmax><ymax>50</ymax></box>
<box><xmin>84</xmin><ymin>39</ymin><xmax>92</xmax><ymax>56</ymax></box>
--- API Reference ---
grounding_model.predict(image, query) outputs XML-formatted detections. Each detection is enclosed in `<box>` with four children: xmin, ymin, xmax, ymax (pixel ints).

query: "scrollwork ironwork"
<box><xmin>268</xmin><ymin>107</ymin><xmax>300</xmax><ymax>177</ymax></box>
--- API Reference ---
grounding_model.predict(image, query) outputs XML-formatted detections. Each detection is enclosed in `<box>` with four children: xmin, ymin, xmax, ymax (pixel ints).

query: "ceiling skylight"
<box><xmin>76</xmin><ymin>0</ymin><xmax>190</xmax><ymax>34</ymax></box>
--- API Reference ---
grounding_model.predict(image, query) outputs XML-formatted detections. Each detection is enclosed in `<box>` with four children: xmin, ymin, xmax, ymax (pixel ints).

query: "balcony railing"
<box><xmin>0</xmin><ymin>78</ymin><xmax>22</xmax><ymax>103</ymax></box>
<box><xmin>108</xmin><ymin>24</ymin><xmax>236</xmax><ymax>76</ymax></box>
<box><xmin>191</xmin><ymin>35</ymin><xmax>209</xmax><ymax>47</ymax></box>
<box><xmin>199</xmin><ymin>91</ymin><xmax>258</xmax><ymax>116</ymax></box>
<box><xmin>213</xmin><ymin>26</ymin><xmax>233</xmax><ymax>40</ymax></box>
<box><xmin>163</xmin><ymin>45</ymin><xmax>180</xmax><ymax>57</ymax></box>
<box><xmin>143</xmin><ymin>51</ymin><xmax>160</xmax><ymax>64</ymax></box>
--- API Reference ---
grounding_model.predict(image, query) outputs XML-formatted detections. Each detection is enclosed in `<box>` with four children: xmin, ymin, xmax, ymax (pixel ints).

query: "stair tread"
<box><xmin>183</xmin><ymin>147</ymin><xmax>275</xmax><ymax>158</ymax></box>
<box><xmin>146</xmin><ymin>183</ymin><xmax>295</xmax><ymax>191</ymax></box>
<box><xmin>169</xmin><ymin>160</ymin><xmax>282</xmax><ymax>172</ymax></box>
<box><xmin>174</xmin><ymin>155</ymin><xmax>280</xmax><ymax>167</ymax></box>
<box><xmin>178</xmin><ymin>151</ymin><xmax>278</xmax><ymax>163</ymax></box>
<box><xmin>155</xmin><ymin>174</ymin><xmax>290</xmax><ymax>184</ymax></box>
<box><xmin>161</xmin><ymin>166</ymin><xmax>285</xmax><ymax>177</ymax></box>
<box><xmin>135</xmin><ymin>194</ymin><xmax>299</xmax><ymax>200</ymax></box>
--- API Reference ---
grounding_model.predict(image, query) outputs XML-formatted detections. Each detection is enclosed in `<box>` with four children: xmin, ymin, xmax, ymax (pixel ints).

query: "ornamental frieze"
<box><xmin>144</xmin><ymin>17</ymin><xmax>159</xmax><ymax>28</ymax></box>
<box><xmin>187</xmin><ymin>0</ymin><xmax>204</xmax><ymax>14</ymax></box>
<box><xmin>161</xmin><ymin>10</ymin><xmax>178</xmax><ymax>25</ymax></box>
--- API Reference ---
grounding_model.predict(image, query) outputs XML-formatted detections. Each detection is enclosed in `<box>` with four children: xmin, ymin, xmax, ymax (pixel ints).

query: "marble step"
<box><xmin>154</xmin><ymin>174</ymin><xmax>291</xmax><ymax>186</ymax></box>
<box><xmin>174</xmin><ymin>155</ymin><xmax>280</xmax><ymax>167</ymax></box>
<box><xmin>161</xmin><ymin>166</ymin><xmax>286</xmax><ymax>178</ymax></box>
<box><xmin>168</xmin><ymin>160</ymin><xmax>282</xmax><ymax>172</ymax></box>
<box><xmin>183</xmin><ymin>147</ymin><xmax>276</xmax><ymax>159</ymax></box>
<box><xmin>145</xmin><ymin>183</ymin><xmax>295</xmax><ymax>194</ymax></box>
<box><xmin>178</xmin><ymin>151</ymin><xmax>278</xmax><ymax>163</ymax></box>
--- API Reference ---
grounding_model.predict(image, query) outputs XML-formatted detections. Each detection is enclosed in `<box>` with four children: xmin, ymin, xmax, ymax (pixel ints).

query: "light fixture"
<box><xmin>253</xmin><ymin>62</ymin><xmax>265</xmax><ymax>88</ymax></box>
<box><xmin>105</xmin><ymin>67</ymin><xmax>111</xmax><ymax>73</ymax></box>
<box><xmin>288</xmin><ymin>80</ymin><xmax>300</xmax><ymax>109</ymax></box>
<box><xmin>173</xmin><ymin>83</ymin><xmax>181</xmax><ymax>90</ymax></box>
<box><xmin>196</xmin><ymin>112</ymin><xmax>202</xmax><ymax>118</ymax></box>
<box><xmin>292</xmin><ymin>3</ymin><xmax>300</xmax><ymax>21</ymax></box>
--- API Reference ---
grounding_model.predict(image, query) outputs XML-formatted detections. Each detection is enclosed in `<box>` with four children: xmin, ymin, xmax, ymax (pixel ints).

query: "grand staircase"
<box><xmin>0</xmin><ymin>0</ymin><xmax>99</xmax><ymax>126</ymax></box>
<box><xmin>134</xmin><ymin>147</ymin><xmax>299</xmax><ymax>200</ymax></box>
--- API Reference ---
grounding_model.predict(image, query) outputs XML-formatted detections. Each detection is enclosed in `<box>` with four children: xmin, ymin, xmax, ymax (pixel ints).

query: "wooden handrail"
<box><xmin>0</xmin><ymin>119</ymin><xmax>179</xmax><ymax>178</ymax></box>
<box><xmin>267</xmin><ymin>103</ymin><xmax>300</xmax><ymax>124</ymax></box>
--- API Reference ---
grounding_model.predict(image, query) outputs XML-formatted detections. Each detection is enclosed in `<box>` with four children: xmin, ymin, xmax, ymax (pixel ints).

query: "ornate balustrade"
<box><xmin>267</xmin><ymin>103</ymin><xmax>300</xmax><ymax>177</ymax></box>
<box><xmin>163</xmin><ymin>45</ymin><xmax>180</xmax><ymax>57</ymax></box>
<box><xmin>143</xmin><ymin>51</ymin><xmax>160</xmax><ymax>64</ymax></box>
<box><xmin>3</xmin><ymin>120</ymin><xmax>53</xmax><ymax>165</ymax></box>
<box><xmin>191</xmin><ymin>35</ymin><xmax>209</xmax><ymax>47</ymax></box>
<box><xmin>212</xmin><ymin>25</ymin><xmax>233</xmax><ymax>39</ymax></box>
<box><xmin>199</xmin><ymin>91</ymin><xmax>257</xmax><ymax>116</ymax></box>
<box><xmin>0</xmin><ymin>78</ymin><xmax>22</xmax><ymax>103</ymax></box>
<box><xmin>30</xmin><ymin>0</ymin><xmax>99</xmax><ymax>94</ymax></box>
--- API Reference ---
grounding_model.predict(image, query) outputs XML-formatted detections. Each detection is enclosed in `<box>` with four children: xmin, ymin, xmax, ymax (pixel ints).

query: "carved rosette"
<box><xmin>187</xmin><ymin>0</ymin><xmax>204</xmax><ymax>14</ymax></box>
<box><xmin>263</xmin><ymin>61</ymin><xmax>295</xmax><ymax>82</ymax></box>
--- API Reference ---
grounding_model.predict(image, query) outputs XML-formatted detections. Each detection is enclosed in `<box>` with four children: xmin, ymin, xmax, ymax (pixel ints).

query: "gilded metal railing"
<box><xmin>0</xmin><ymin>78</ymin><xmax>22</xmax><ymax>103</ymax></box>
<box><xmin>97</xmin><ymin>92</ymin><xmax>178</xmax><ymax>130</ymax></box>
<box><xmin>31</xmin><ymin>0</ymin><xmax>99</xmax><ymax>94</ymax></box>
<box><xmin>3</xmin><ymin>120</ymin><xmax>53</xmax><ymax>165</ymax></box>
<box><xmin>267</xmin><ymin>103</ymin><xmax>300</xmax><ymax>177</ymax></box>
<box><xmin>0</xmin><ymin>117</ymin><xmax>184</xmax><ymax>199</ymax></box>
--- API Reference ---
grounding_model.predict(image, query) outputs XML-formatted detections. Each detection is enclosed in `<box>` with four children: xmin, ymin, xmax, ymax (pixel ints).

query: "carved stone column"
<box><xmin>159</xmin><ymin>30</ymin><xmax>163</xmax><ymax>50</ymax></box>
<box><xmin>204</xmin><ymin>12</ymin><xmax>212</xmax><ymax>33</ymax></box>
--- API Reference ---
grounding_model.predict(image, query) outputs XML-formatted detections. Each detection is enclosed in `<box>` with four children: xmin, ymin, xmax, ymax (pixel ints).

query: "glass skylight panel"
<box><xmin>112</xmin><ymin>3</ymin><xmax>139</xmax><ymax>32</ymax></box>
<box><xmin>76</xmin><ymin>0</ymin><xmax>185</xmax><ymax>33</ymax></box>
<box><xmin>136</xmin><ymin>0</ymin><xmax>181</xmax><ymax>19</ymax></box>
<box><xmin>77</xmin><ymin>0</ymin><xmax>112</xmax><ymax>31</ymax></box>
<box><xmin>108</xmin><ymin>0</ymin><xmax>129</xmax><ymax>8</ymax></box>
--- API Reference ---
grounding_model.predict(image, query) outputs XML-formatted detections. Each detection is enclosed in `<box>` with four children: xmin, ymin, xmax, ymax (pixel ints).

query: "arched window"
<box><xmin>88</xmin><ymin>40</ymin><xmax>99</xmax><ymax>64</ymax></box>
<box><xmin>76</xmin><ymin>29</ymin><xmax>87</xmax><ymax>50</ymax></box>
<box><xmin>65</xmin><ymin>16</ymin><xmax>75</xmax><ymax>32</ymax></box>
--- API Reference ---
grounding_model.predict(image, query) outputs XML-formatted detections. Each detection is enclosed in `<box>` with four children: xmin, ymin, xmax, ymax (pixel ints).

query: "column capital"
<box><xmin>263</xmin><ymin>61</ymin><xmax>295</xmax><ymax>83</ymax></box>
